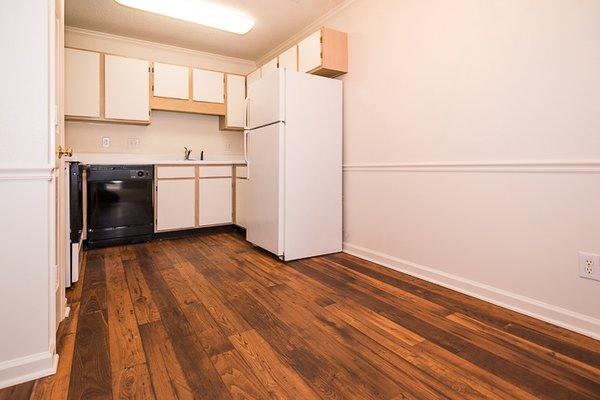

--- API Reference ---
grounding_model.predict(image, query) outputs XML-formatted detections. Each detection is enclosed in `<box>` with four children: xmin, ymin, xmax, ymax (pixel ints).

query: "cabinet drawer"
<box><xmin>199</xmin><ymin>166</ymin><xmax>232</xmax><ymax>178</ymax></box>
<box><xmin>156</xmin><ymin>166</ymin><xmax>196</xmax><ymax>179</ymax></box>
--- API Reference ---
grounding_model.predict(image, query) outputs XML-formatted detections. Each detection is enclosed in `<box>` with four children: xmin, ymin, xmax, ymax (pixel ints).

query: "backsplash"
<box><xmin>65</xmin><ymin>110</ymin><xmax>244</xmax><ymax>156</ymax></box>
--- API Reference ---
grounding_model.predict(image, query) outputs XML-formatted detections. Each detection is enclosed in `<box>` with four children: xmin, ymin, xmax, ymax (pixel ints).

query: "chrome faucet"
<box><xmin>184</xmin><ymin>147</ymin><xmax>192</xmax><ymax>160</ymax></box>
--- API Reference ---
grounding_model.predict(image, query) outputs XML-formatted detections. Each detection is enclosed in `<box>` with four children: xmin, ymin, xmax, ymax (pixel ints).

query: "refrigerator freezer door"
<box><xmin>247</xmin><ymin>69</ymin><xmax>285</xmax><ymax>129</ymax></box>
<box><xmin>246</xmin><ymin>123</ymin><xmax>284</xmax><ymax>256</ymax></box>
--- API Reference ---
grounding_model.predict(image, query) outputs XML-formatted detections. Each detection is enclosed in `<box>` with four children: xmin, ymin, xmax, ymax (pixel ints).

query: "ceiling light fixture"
<box><xmin>113</xmin><ymin>0</ymin><xmax>255</xmax><ymax>35</ymax></box>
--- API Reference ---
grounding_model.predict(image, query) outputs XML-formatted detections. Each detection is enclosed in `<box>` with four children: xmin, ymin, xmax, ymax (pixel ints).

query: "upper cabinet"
<box><xmin>65</xmin><ymin>48</ymin><xmax>100</xmax><ymax>118</ymax></box>
<box><xmin>278</xmin><ymin>46</ymin><xmax>298</xmax><ymax>71</ymax></box>
<box><xmin>261</xmin><ymin>57</ymin><xmax>279</xmax><ymax>78</ymax></box>
<box><xmin>104</xmin><ymin>55</ymin><xmax>150</xmax><ymax>122</ymax></box>
<box><xmin>153</xmin><ymin>62</ymin><xmax>188</xmax><ymax>100</ymax></box>
<box><xmin>247</xmin><ymin>69</ymin><xmax>261</xmax><ymax>86</ymax></box>
<box><xmin>220</xmin><ymin>74</ymin><xmax>246</xmax><ymax>131</ymax></box>
<box><xmin>192</xmin><ymin>69</ymin><xmax>225</xmax><ymax>103</ymax></box>
<box><xmin>65</xmin><ymin>49</ymin><xmax>150</xmax><ymax>125</ymax></box>
<box><xmin>298</xmin><ymin>27</ymin><xmax>348</xmax><ymax>78</ymax></box>
<box><xmin>250</xmin><ymin>27</ymin><xmax>347</xmax><ymax>86</ymax></box>
<box><xmin>150</xmin><ymin>64</ymin><xmax>226</xmax><ymax>116</ymax></box>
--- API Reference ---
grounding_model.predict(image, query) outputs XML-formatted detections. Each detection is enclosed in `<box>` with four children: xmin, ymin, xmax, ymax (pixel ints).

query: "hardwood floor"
<box><xmin>2</xmin><ymin>231</ymin><xmax>599</xmax><ymax>399</ymax></box>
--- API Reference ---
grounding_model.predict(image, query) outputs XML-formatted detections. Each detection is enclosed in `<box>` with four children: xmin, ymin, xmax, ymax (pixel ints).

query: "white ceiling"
<box><xmin>65</xmin><ymin>0</ymin><xmax>346</xmax><ymax>61</ymax></box>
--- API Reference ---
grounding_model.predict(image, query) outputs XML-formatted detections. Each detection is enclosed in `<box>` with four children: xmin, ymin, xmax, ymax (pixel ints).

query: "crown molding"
<box><xmin>65</xmin><ymin>26</ymin><xmax>256</xmax><ymax>67</ymax></box>
<box><xmin>256</xmin><ymin>0</ymin><xmax>358</xmax><ymax>66</ymax></box>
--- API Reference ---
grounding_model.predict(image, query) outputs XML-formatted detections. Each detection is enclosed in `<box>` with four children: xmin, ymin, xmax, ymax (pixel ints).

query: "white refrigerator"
<box><xmin>244</xmin><ymin>69</ymin><xmax>342</xmax><ymax>261</ymax></box>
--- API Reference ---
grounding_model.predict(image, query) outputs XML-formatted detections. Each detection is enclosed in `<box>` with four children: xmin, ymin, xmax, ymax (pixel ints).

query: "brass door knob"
<box><xmin>57</xmin><ymin>146</ymin><xmax>73</xmax><ymax>158</ymax></box>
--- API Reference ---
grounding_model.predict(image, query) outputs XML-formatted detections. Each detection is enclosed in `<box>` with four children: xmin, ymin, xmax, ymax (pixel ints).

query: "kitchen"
<box><xmin>1</xmin><ymin>1</ymin><xmax>599</xmax><ymax>399</ymax></box>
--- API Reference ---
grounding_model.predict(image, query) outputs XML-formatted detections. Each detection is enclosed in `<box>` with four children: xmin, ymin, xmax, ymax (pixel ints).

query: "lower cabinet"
<box><xmin>156</xmin><ymin>179</ymin><xmax>196</xmax><ymax>231</ymax></box>
<box><xmin>235</xmin><ymin>177</ymin><xmax>247</xmax><ymax>229</ymax></box>
<box><xmin>155</xmin><ymin>165</ymin><xmax>236</xmax><ymax>233</ymax></box>
<box><xmin>199</xmin><ymin>178</ymin><xmax>232</xmax><ymax>226</ymax></box>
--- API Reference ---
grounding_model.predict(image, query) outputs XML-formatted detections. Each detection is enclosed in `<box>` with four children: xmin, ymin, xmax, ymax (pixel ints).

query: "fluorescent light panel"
<box><xmin>114</xmin><ymin>0</ymin><xmax>255</xmax><ymax>34</ymax></box>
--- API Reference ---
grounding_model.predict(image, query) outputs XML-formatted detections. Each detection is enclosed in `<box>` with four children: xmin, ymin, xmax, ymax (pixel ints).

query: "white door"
<box><xmin>225</xmin><ymin>74</ymin><xmax>246</xmax><ymax>128</ymax></box>
<box><xmin>278</xmin><ymin>46</ymin><xmax>298</xmax><ymax>71</ymax></box>
<box><xmin>298</xmin><ymin>30</ymin><xmax>322</xmax><ymax>73</ymax></box>
<box><xmin>105</xmin><ymin>54</ymin><xmax>150</xmax><ymax>121</ymax></box>
<box><xmin>153</xmin><ymin>62</ymin><xmax>189</xmax><ymax>99</ymax></box>
<box><xmin>199</xmin><ymin>178</ymin><xmax>232</xmax><ymax>226</ymax></box>
<box><xmin>246</xmin><ymin>123</ymin><xmax>284</xmax><ymax>256</ymax></box>
<box><xmin>156</xmin><ymin>179</ymin><xmax>196</xmax><ymax>231</ymax></box>
<box><xmin>261</xmin><ymin>57</ymin><xmax>279</xmax><ymax>77</ymax></box>
<box><xmin>247</xmin><ymin>68</ymin><xmax>284</xmax><ymax>129</ymax></box>
<box><xmin>193</xmin><ymin>69</ymin><xmax>224</xmax><ymax>103</ymax></box>
<box><xmin>64</xmin><ymin>48</ymin><xmax>100</xmax><ymax>117</ymax></box>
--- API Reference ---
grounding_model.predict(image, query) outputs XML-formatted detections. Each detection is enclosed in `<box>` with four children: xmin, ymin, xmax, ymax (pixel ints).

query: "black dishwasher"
<box><xmin>87</xmin><ymin>165</ymin><xmax>154</xmax><ymax>248</ymax></box>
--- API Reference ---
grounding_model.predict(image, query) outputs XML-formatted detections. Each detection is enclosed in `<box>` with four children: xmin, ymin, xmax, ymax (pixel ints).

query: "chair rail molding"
<box><xmin>0</xmin><ymin>165</ymin><xmax>54</xmax><ymax>181</ymax></box>
<box><xmin>342</xmin><ymin>159</ymin><xmax>600</xmax><ymax>174</ymax></box>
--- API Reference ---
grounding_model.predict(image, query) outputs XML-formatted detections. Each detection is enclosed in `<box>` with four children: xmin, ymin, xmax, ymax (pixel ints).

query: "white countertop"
<box><xmin>70</xmin><ymin>153</ymin><xmax>246</xmax><ymax>166</ymax></box>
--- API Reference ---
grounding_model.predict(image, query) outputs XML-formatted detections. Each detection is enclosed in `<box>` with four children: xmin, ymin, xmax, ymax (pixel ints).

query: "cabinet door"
<box><xmin>193</xmin><ymin>69</ymin><xmax>224</xmax><ymax>103</ymax></box>
<box><xmin>278</xmin><ymin>46</ymin><xmax>298</xmax><ymax>71</ymax></box>
<box><xmin>298</xmin><ymin>30</ymin><xmax>322</xmax><ymax>73</ymax></box>
<box><xmin>199</xmin><ymin>178</ymin><xmax>232</xmax><ymax>226</ymax></box>
<box><xmin>225</xmin><ymin>74</ymin><xmax>246</xmax><ymax>128</ymax></box>
<box><xmin>235</xmin><ymin>178</ymin><xmax>247</xmax><ymax>228</ymax></box>
<box><xmin>65</xmin><ymin>48</ymin><xmax>100</xmax><ymax>117</ymax></box>
<box><xmin>156</xmin><ymin>179</ymin><xmax>196</xmax><ymax>231</ymax></box>
<box><xmin>260</xmin><ymin>57</ymin><xmax>278</xmax><ymax>77</ymax></box>
<box><xmin>105</xmin><ymin>54</ymin><xmax>150</xmax><ymax>121</ymax></box>
<box><xmin>153</xmin><ymin>62</ymin><xmax>189</xmax><ymax>99</ymax></box>
<box><xmin>247</xmin><ymin>69</ymin><xmax>261</xmax><ymax>86</ymax></box>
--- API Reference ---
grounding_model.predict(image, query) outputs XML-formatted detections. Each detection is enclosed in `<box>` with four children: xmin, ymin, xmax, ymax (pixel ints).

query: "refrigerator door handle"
<box><xmin>244</xmin><ymin>96</ymin><xmax>250</xmax><ymax>180</ymax></box>
<box><xmin>244</xmin><ymin>128</ymin><xmax>250</xmax><ymax>180</ymax></box>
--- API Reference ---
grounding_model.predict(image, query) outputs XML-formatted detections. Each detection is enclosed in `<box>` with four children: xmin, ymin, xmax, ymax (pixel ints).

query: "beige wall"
<box><xmin>65</xmin><ymin>27</ymin><xmax>254</xmax><ymax>156</ymax></box>
<box><xmin>273</xmin><ymin>0</ymin><xmax>600</xmax><ymax>337</ymax></box>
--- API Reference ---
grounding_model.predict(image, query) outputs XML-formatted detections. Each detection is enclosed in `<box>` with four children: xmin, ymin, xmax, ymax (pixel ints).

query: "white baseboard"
<box><xmin>343</xmin><ymin>242</ymin><xmax>600</xmax><ymax>340</ymax></box>
<box><xmin>0</xmin><ymin>351</ymin><xmax>58</xmax><ymax>390</ymax></box>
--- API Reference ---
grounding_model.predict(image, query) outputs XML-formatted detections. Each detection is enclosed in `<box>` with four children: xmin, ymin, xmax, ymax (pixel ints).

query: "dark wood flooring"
<box><xmin>2</xmin><ymin>231</ymin><xmax>599</xmax><ymax>399</ymax></box>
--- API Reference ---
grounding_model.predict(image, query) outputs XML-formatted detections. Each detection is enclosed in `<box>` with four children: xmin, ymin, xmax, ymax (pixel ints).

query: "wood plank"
<box><xmin>68</xmin><ymin>311</ymin><xmax>112</xmax><ymax>400</ymax></box>
<box><xmin>68</xmin><ymin>252</ymin><xmax>112</xmax><ymax>400</ymax></box>
<box><xmin>79</xmin><ymin>253</ymin><xmax>108</xmax><ymax>317</ymax></box>
<box><xmin>139</xmin><ymin>322</ymin><xmax>194</xmax><ymax>400</ymax></box>
<box><xmin>105</xmin><ymin>251</ymin><xmax>147</xmax><ymax>369</ymax></box>
<box><xmin>122</xmin><ymin>259</ymin><xmax>161</xmax><ymax>325</ymax></box>
<box><xmin>104</xmin><ymin>249</ymin><xmax>154</xmax><ymax>399</ymax></box>
<box><xmin>0</xmin><ymin>381</ymin><xmax>34</xmax><ymax>400</ymax></box>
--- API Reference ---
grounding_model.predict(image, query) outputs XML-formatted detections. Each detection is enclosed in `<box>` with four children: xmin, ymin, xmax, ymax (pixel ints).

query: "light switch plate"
<box><xmin>101</xmin><ymin>137</ymin><xmax>110</xmax><ymax>148</ymax></box>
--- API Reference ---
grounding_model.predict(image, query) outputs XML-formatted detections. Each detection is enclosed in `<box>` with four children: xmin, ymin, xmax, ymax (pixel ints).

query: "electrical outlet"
<box><xmin>101</xmin><ymin>137</ymin><xmax>110</xmax><ymax>148</ymax></box>
<box><xmin>127</xmin><ymin>137</ymin><xmax>140</xmax><ymax>149</ymax></box>
<box><xmin>225</xmin><ymin>142</ymin><xmax>232</xmax><ymax>152</ymax></box>
<box><xmin>578</xmin><ymin>252</ymin><xmax>600</xmax><ymax>281</ymax></box>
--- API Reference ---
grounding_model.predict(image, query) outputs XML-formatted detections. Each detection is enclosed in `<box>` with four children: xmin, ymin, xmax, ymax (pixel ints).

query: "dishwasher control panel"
<box><xmin>87</xmin><ymin>165</ymin><xmax>154</xmax><ymax>181</ymax></box>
